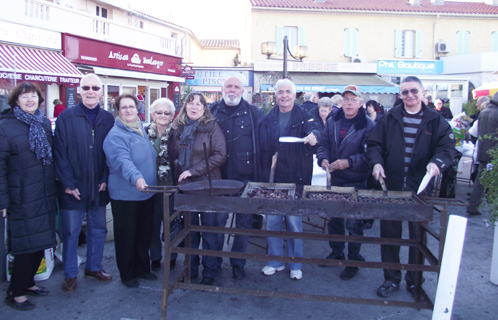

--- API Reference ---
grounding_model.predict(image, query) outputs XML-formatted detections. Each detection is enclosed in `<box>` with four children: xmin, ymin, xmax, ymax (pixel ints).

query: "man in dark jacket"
<box><xmin>299</xmin><ymin>92</ymin><xmax>318</xmax><ymax>112</ymax></box>
<box><xmin>434</xmin><ymin>98</ymin><xmax>453</xmax><ymax>120</ymax></box>
<box><xmin>210</xmin><ymin>76</ymin><xmax>264</xmax><ymax>280</ymax></box>
<box><xmin>467</xmin><ymin>92</ymin><xmax>498</xmax><ymax>215</ymax></box>
<box><xmin>259</xmin><ymin>79</ymin><xmax>321</xmax><ymax>281</ymax></box>
<box><xmin>367</xmin><ymin>76</ymin><xmax>455</xmax><ymax>298</ymax></box>
<box><xmin>53</xmin><ymin>74</ymin><xmax>115</xmax><ymax>293</ymax></box>
<box><xmin>316</xmin><ymin>85</ymin><xmax>375</xmax><ymax>280</ymax></box>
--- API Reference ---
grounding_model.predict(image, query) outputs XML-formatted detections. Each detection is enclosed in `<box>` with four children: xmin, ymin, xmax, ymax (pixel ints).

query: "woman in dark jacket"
<box><xmin>0</xmin><ymin>82</ymin><xmax>56</xmax><ymax>310</ymax></box>
<box><xmin>365</xmin><ymin>100</ymin><xmax>383</xmax><ymax>124</ymax></box>
<box><xmin>145</xmin><ymin>98</ymin><xmax>176</xmax><ymax>272</ymax></box>
<box><xmin>172</xmin><ymin>92</ymin><xmax>226</xmax><ymax>285</ymax></box>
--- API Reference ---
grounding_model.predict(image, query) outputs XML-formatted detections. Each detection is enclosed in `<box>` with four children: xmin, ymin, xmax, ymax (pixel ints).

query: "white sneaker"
<box><xmin>261</xmin><ymin>265</ymin><xmax>285</xmax><ymax>275</ymax></box>
<box><xmin>290</xmin><ymin>270</ymin><xmax>302</xmax><ymax>280</ymax></box>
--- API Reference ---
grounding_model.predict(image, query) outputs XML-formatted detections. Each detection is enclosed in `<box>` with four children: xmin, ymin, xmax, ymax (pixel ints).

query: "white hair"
<box><xmin>275</xmin><ymin>79</ymin><xmax>296</xmax><ymax>95</ymax></box>
<box><xmin>150</xmin><ymin>98</ymin><xmax>175</xmax><ymax>115</ymax></box>
<box><xmin>303</xmin><ymin>92</ymin><xmax>313</xmax><ymax>101</ymax></box>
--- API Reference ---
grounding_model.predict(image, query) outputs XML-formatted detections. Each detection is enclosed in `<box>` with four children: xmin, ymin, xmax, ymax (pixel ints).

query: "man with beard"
<box><xmin>210</xmin><ymin>76</ymin><xmax>264</xmax><ymax>280</ymax></box>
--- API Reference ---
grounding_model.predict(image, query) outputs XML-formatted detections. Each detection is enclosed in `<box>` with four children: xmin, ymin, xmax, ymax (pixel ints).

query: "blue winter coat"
<box><xmin>53</xmin><ymin>102</ymin><xmax>114</xmax><ymax>210</ymax></box>
<box><xmin>104</xmin><ymin>119</ymin><xmax>157</xmax><ymax>201</ymax></box>
<box><xmin>316</xmin><ymin>107</ymin><xmax>375</xmax><ymax>187</ymax></box>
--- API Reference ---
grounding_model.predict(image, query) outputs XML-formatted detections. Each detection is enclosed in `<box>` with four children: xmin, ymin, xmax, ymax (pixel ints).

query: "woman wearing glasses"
<box><xmin>172</xmin><ymin>92</ymin><xmax>226</xmax><ymax>286</ymax></box>
<box><xmin>145</xmin><ymin>98</ymin><xmax>177</xmax><ymax>272</ymax></box>
<box><xmin>1</xmin><ymin>82</ymin><xmax>56</xmax><ymax>310</ymax></box>
<box><xmin>103</xmin><ymin>94</ymin><xmax>158</xmax><ymax>288</ymax></box>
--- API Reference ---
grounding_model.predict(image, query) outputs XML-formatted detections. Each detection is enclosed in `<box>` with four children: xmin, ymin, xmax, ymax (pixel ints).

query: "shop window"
<box><xmin>25</xmin><ymin>1</ymin><xmax>49</xmax><ymax>20</ymax></box>
<box><xmin>394</xmin><ymin>29</ymin><xmax>422</xmax><ymax>58</ymax></box>
<box><xmin>275</xmin><ymin>26</ymin><xmax>305</xmax><ymax>55</ymax></box>
<box><xmin>107</xmin><ymin>85</ymin><xmax>119</xmax><ymax>118</ymax></box>
<box><xmin>150</xmin><ymin>88</ymin><xmax>160</xmax><ymax>106</ymax></box>
<box><xmin>344</xmin><ymin>28</ymin><xmax>358</xmax><ymax>58</ymax></box>
<box><xmin>456</xmin><ymin>31</ymin><xmax>470</xmax><ymax>55</ymax></box>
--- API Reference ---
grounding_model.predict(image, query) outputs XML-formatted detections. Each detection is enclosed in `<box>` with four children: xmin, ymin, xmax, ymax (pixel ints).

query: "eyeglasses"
<box><xmin>120</xmin><ymin>105</ymin><xmax>136</xmax><ymax>110</ymax></box>
<box><xmin>81</xmin><ymin>86</ymin><xmax>101</xmax><ymax>91</ymax></box>
<box><xmin>342</xmin><ymin>97</ymin><xmax>359</xmax><ymax>103</ymax></box>
<box><xmin>400</xmin><ymin>88</ymin><xmax>419</xmax><ymax>96</ymax></box>
<box><xmin>155</xmin><ymin>111</ymin><xmax>171</xmax><ymax>116</ymax></box>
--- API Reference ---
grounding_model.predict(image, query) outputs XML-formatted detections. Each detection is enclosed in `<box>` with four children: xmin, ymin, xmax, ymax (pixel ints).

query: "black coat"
<box><xmin>53</xmin><ymin>102</ymin><xmax>114</xmax><ymax>210</ymax></box>
<box><xmin>259</xmin><ymin>104</ymin><xmax>322</xmax><ymax>186</ymax></box>
<box><xmin>317</xmin><ymin>108</ymin><xmax>375</xmax><ymax>186</ymax></box>
<box><xmin>367</xmin><ymin>103</ymin><xmax>456</xmax><ymax>192</ymax></box>
<box><xmin>299</xmin><ymin>101</ymin><xmax>317</xmax><ymax>112</ymax></box>
<box><xmin>210</xmin><ymin>99</ymin><xmax>264</xmax><ymax>182</ymax></box>
<box><xmin>0</xmin><ymin>109</ymin><xmax>56</xmax><ymax>255</ymax></box>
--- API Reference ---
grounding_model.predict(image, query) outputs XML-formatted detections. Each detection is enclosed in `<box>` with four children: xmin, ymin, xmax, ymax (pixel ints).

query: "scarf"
<box><xmin>177</xmin><ymin>118</ymin><xmax>200</xmax><ymax>172</ymax></box>
<box><xmin>147</xmin><ymin>122</ymin><xmax>172</xmax><ymax>182</ymax></box>
<box><xmin>13</xmin><ymin>106</ymin><xmax>52</xmax><ymax>166</ymax></box>
<box><xmin>117</xmin><ymin>116</ymin><xmax>143</xmax><ymax>137</ymax></box>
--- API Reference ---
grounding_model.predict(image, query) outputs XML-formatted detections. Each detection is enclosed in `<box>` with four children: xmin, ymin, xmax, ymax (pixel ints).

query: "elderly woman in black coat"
<box><xmin>0</xmin><ymin>82</ymin><xmax>57</xmax><ymax>311</ymax></box>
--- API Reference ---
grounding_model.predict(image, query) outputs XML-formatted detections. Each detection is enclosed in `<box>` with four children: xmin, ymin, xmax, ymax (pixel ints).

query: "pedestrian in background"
<box><xmin>1</xmin><ymin>82</ymin><xmax>56</xmax><ymax>310</ymax></box>
<box><xmin>53</xmin><ymin>99</ymin><xmax>65</xmax><ymax>117</ymax></box>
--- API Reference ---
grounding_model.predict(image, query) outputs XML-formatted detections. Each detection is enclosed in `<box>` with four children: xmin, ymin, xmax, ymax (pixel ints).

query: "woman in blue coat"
<box><xmin>0</xmin><ymin>82</ymin><xmax>56</xmax><ymax>310</ymax></box>
<box><xmin>103</xmin><ymin>94</ymin><xmax>157</xmax><ymax>288</ymax></box>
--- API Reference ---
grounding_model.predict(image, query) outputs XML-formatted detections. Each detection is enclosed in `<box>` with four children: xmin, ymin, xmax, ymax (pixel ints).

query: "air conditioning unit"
<box><xmin>351</xmin><ymin>56</ymin><xmax>366</xmax><ymax>63</ymax></box>
<box><xmin>436</xmin><ymin>42</ymin><xmax>451</xmax><ymax>53</ymax></box>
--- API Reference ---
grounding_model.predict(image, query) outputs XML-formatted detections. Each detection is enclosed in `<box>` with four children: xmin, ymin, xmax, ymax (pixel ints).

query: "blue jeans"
<box><xmin>62</xmin><ymin>206</ymin><xmax>107</xmax><ymax>279</ymax></box>
<box><xmin>230</xmin><ymin>213</ymin><xmax>253</xmax><ymax>267</ymax></box>
<box><xmin>266</xmin><ymin>215</ymin><xmax>303</xmax><ymax>271</ymax></box>
<box><xmin>327</xmin><ymin>218</ymin><xmax>364</xmax><ymax>261</ymax></box>
<box><xmin>190</xmin><ymin>212</ymin><xmax>228</xmax><ymax>279</ymax></box>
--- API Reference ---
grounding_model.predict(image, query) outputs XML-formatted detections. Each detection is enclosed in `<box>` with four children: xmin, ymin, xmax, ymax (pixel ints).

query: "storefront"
<box><xmin>254</xmin><ymin>60</ymin><xmax>398</xmax><ymax>109</ymax></box>
<box><xmin>186</xmin><ymin>67</ymin><xmax>254</xmax><ymax>104</ymax></box>
<box><xmin>62</xmin><ymin>34</ymin><xmax>184</xmax><ymax>122</ymax></box>
<box><xmin>0</xmin><ymin>21</ymin><xmax>82</xmax><ymax>116</ymax></box>
<box><xmin>377</xmin><ymin>59</ymin><xmax>469</xmax><ymax>114</ymax></box>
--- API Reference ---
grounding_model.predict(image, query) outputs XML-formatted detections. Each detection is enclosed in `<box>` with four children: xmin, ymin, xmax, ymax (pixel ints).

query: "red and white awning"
<box><xmin>0</xmin><ymin>44</ymin><xmax>82</xmax><ymax>85</ymax></box>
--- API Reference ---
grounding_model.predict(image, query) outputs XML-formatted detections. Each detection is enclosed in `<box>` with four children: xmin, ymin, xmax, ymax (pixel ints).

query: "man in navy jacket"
<box><xmin>316</xmin><ymin>85</ymin><xmax>375</xmax><ymax>281</ymax></box>
<box><xmin>54</xmin><ymin>74</ymin><xmax>115</xmax><ymax>293</ymax></box>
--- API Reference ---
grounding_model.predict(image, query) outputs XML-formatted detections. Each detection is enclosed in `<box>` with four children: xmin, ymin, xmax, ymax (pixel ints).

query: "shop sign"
<box><xmin>0</xmin><ymin>72</ymin><xmax>80</xmax><ymax>85</ymax></box>
<box><xmin>187</xmin><ymin>70</ymin><xmax>252</xmax><ymax>86</ymax></box>
<box><xmin>181</xmin><ymin>65</ymin><xmax>195</xmax><ymax>79</ymax></box>
<box><xmin>253</xmin><ymin>61</ymin><xmax>377</xmax><ymax>73</ymax></box>
<box><xmin>377</xmin><ymin>59</ymin><xmax>443</xmax><ymax>75</ymax></box>
<box><xmin>0</xmin><ymin>21</ymin><xmax>61</xmax><ymax>50</ymax></box>
<box><xmin>63</xmin><ymin>34</ymin><xmax>181</xmax><ymax>76</ymax></box>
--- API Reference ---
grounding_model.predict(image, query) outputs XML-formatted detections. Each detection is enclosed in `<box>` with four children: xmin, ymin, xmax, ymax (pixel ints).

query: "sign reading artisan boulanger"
<box><xmin>63</xmin><ymin>34</ymin><xmax>181</xmax><ymax>76</ymax></box>
<box><xmin>377</xmin><ymin>59</ymin><xmax>443</xmax><ymax>75</ymax></box>
<box><xmin>0</xmin><ymin>72</ymin><xmax>80</xmax><ymax>85</ymax></box>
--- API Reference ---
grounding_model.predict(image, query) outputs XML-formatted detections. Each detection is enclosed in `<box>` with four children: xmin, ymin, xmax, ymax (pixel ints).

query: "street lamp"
<box><xmin>261</xmin><ymin>35</ymin><xmax>308</xmax><ymax>79</ymax></box>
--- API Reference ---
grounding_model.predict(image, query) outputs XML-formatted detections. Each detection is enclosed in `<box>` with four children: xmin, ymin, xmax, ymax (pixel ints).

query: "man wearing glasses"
<box><xmin>367</xmin><ymin>76</ymin><xmax>455</xmax><ymax>298</ymax></box>
<box><xmin>54</xmin><ymin>74</ymin><xmax>115</xmax><ymax>293</ymax></box>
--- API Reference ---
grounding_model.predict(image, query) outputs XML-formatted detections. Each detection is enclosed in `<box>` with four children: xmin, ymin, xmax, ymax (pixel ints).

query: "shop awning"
<box><xmin>92</xmin><ymin>66</ymin><xmax>185</xmax><ymax>83</ymax></box>
<box><xmin>0</xmin><ymin>44</ymin><xmax>82</xmax><ymax>84</ymax></box>
<box><xmin>260</xmin><ymin>73</ymin><xmax>398</xmax><ymax>94</ymax></box>
<box><xmin>472</xmin><ymin>82</ymin><xmax>498</xmax><ymax>99</ymax></box>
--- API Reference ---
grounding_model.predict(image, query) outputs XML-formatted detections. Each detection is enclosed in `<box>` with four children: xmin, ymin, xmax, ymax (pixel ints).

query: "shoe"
<box><xmin>24</xmin><ymin>286</ymin><xmax>49</xmax><ymax>296</ymax></box>
<box><xmin>340</xmin><ymin>267</ymin><xmax>359</xmax><ymax>280</ymax></box>
<box><xmin>151</xmin><ymin>260</ymin><xmax>161</xmax><ymax>272</ymax></box>
<box><xmin>376</xmin><ymin>280</ymin><xmax>400</xmax><ymax>298</ymax></box>
<box><xmin>136</xmin><ymin>273</ymin><xmax>158</xmax><ymax>281</ymax></box>
<box><xmin>62</xmin><ymin>277</ymin><xmax>77</xmax><ymax>294</ymax></box>
<box><xmin>232</xmin><ymin>266</ymin><xmax>245</xmax><ymax>280</ymax></box>
<box><xmin>290</xmin><ymin>270</ymin><xmax>302</xmax><ymax>280</ymax></box>
<box><xmin>170</xmin><ymin>259</ymin><xmax>177</xmax><ymax>269</ymax></box>
<box><xmin>467</xmin><ymin>210</ymin><xmax>482</xmax><ymax>216</ymax></box>
<box><xmin>5</xmin><ymin>295</ymin><xmax>35</xmax><ymax>311</ymax></box>
<box><xmin>200</xmin><ymin>277</ymin><xmax>214</xmax><ymax>285</ymax></box>
<box><xmin>319</xmin><ymin>252</ymin><xmax>345</xmax><ymax>267</ymax></box>
<box><xmin>84</xmin><ymin>269</ymin><xmax>112</xmax><ymax>282</ymax></box>
<box><xmin>122</xmin><ymin>278</ymin><xmax>139</xmax><ymax>288</ymax></box>
<box><xmin>179</xmin><ymin>273</ymin><xmax>198</xmax><ymax>283</ymax></box>
<box><xmin>406</xmin><ymin>278</ymin><xmax>426</xmax><ymax>296</ymax></box>
<box><xmin>261</xmin><ymin>265</ymin><xmax>285</xmax><ymax>276</ymax></box>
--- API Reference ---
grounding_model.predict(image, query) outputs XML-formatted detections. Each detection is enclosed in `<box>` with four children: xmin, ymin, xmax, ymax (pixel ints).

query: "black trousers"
<box><xmin>8</xmin><ymin>250</ymin><xmax>44</xmax><ymax>297</ymax></box>
<box><xmin>380</xmin><ymin>220</ymin><xmax>423</xmax><ymax>285</ymax></box>
<box><xmin>111</xmin><ymin>197</ymin><xmax>154</xmax><ymax>281</ymax></box>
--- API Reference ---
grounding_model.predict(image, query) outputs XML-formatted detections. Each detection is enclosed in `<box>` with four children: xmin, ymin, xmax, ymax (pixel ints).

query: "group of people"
<box><xmin>1</xmin><ymin>73</ymin><xmax>466</xmax><ymax>311</ymax></box>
